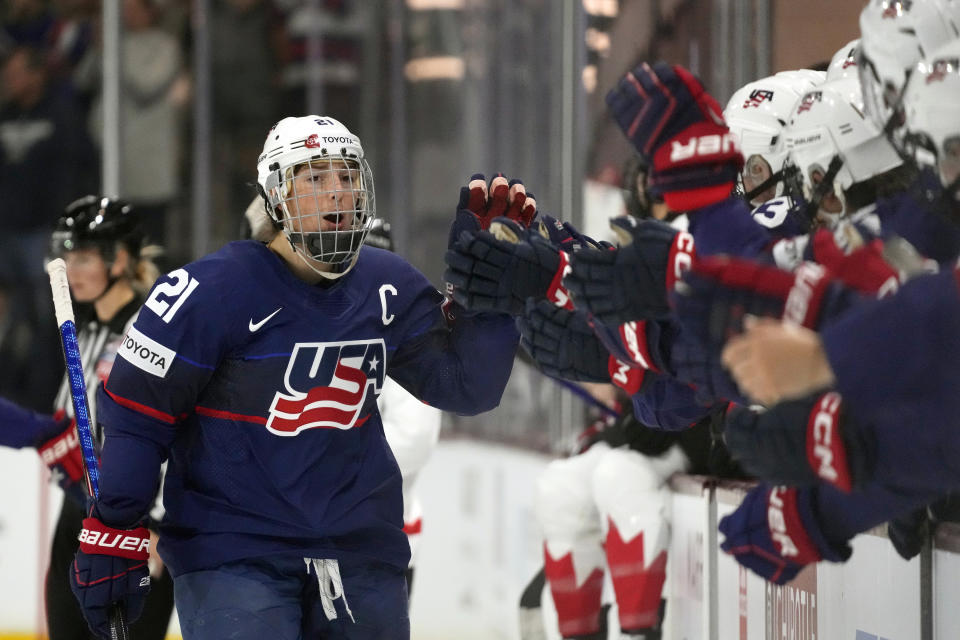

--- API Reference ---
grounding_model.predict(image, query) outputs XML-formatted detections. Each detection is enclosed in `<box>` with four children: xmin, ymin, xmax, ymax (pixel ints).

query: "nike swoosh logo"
<box><xmin>249</xmin><ymin>307</ymin><xmax>282</xmax><ymax>332</ymax></box>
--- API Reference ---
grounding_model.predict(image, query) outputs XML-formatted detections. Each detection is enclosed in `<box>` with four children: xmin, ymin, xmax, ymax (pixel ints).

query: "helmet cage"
<box><xmin>262</xmin><ymin>153</ymin><xmax>376</xmax><ymax>266</ymax></box>
<box><xmin>857</xmin><ymin>0</ymin><xmax>960</xmax><ymax>135</ymax></box>
<box><xmin>724</xmin><ymin>73</ymin><xmax>824</xmax><ymax>206</ymax></box>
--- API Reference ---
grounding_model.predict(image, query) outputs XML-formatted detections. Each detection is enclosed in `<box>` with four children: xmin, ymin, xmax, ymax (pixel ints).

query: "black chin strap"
<box><xmin>744</xmin><ymin>169</ymin><xmax>784</xmax><ymax>204</ymax></box>
<box><xmin>803</xmin><ymin>155</ymin><xmax>845</xmax><ymax>226</ymax></box>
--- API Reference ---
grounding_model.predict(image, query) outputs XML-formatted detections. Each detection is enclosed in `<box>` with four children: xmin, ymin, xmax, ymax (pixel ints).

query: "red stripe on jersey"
<box><xmin>195</xmin><ymin>406</ymin><xmax>268</xmax><ymax>425</ymax></box>
<box><xmin>103</xmin><ymin>387</ymin><xmax>179</xmax><ymax>424</ymax></box>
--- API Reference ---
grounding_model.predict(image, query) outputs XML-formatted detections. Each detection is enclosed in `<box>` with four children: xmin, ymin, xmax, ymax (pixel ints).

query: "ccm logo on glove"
<box><xmin>78</xmin><ymin>519</ymin><xmax>150</xmax><ymax>560</ymax></box>
<box><xmin>806</xmin><ymin>392</ymin><xmax>851</xmax><ymax>491</ymax></box>
<box><xmin>666</xmin><ymin>231</ymin><xmax>695</xmax><ymax>293</ymax></box>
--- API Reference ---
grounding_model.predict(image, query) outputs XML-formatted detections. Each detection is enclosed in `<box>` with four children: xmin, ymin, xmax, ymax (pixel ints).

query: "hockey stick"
<box><xmin>47</xmin><ymin>258</ymin><xmax>130</xmax><ymax>640</ymax></box>
<box><xmin>550</xmin><ymin>376</ymin><xmax>621</xmax><ymax>418</ymax></box>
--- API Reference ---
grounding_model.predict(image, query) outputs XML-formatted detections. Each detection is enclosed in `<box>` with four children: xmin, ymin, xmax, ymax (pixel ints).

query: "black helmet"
<box><xmin>50</xmin><ymin>196</ymin><xmax>143</xmax><ymax>261</ymax></box>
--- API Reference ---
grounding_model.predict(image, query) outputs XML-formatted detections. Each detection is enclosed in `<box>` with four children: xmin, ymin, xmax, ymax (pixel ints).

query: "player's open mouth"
<box><xmin>320</xmin><ymin>213</ymin><xmax>350</xmax><ymax>230</ymax></box>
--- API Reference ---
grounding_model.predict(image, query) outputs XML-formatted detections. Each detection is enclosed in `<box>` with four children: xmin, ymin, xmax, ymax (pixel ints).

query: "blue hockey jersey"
<box><xmin>95</xmin><ymin>240</ymin><xmax>519</xmax><ymax>577</ymax></box>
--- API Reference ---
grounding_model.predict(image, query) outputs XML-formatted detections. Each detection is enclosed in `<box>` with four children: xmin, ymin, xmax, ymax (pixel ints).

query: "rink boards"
<box><xmin>1</xmin><ymin>440</ymin><xmax>959</xmax><ymax>639</ymax></box>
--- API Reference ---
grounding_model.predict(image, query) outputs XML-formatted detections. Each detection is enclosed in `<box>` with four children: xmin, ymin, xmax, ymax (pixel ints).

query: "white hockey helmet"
<box><xmin>826</xmin><ymin>39</ymin><xmax>861</xmax><ymax>82</ymax></box>
<box><xmin>902</xmin><ymin>40</ymin><xmax>960</xmax><ymax>194</ymax></box>
<box><xmin>724</xmin><ymin>71</ymin><xmax>823</xmax><ymax>205</ymax></box>
<box><xmin>782</xmin><ymin>78</ymin><xmax>903</xmax><ymax>224</ymax></box>
<box><xmin>256</xmin><ymin>115</ymin><xmax>376</xmax><ymax>277</ymax></box>
<box><xmin>857</xmin><ymin>0</ymin><xmax>960</xmax><ymax>135</ymax></box>
<box><xmin>774</xmin><ymin>69</ymin><xmax>827</xmax><ymax>87</ymax></box>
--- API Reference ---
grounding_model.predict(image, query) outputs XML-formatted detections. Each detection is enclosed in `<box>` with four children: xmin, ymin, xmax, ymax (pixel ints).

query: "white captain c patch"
<box><xmin>118</xmin><ymin>326</ymin><xmax>176</xmax><ymax>378</ymax></box>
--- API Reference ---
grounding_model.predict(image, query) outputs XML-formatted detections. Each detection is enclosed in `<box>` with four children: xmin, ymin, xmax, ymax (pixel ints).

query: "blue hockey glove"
<box><xmin>444</xmin><ymin>174</ymin><xmax>540</xmax><ymax>317</ymax></box>
<box><xmin>445</xmin><ymin>211</ymin><xmax>586</xmax><ymax>315</ymax></box>
<box><xmin>446</xmin><ymin>173</ymin><xmax>537</xmax><ymax>247</ymax></box>
<box><xmin>671</xmin><ymin>256</ymin><xmax>851</xmax><ymax>403</ymax></box>
<box><xmin>564</xmin><ymin>216</ymin><xmax>695</xmax><ymax>325</ymax></box>
<box><xmin>723</xmin><ymin>393</ymin><xmax>874</xmax><ymax>493</ymax></box>
<box><xmin>887</xmin><ymin>507</ymin><xmax>929</xmax><ymax>561</ymax></box>
<box><xmin>518</xmin><ymin>299</ymin><xmax>611</xmax><ymax>382</ymax></box>
<box><xmin>719</xmin><ymin>484</ymin><xmax>851</xmax><ymax>585</ymax></box>
<box><xmin>589</xmin><ymin>316</ymin><xmax>672</xmax><ymax>375</ymax></box>
<box><xmin>70</xmin><ymin>507</ymin><xmax>151</xmax><ymax>639</ymax></box>
<box><xmin>606</xmin><ymin>62</ymin><xmax>742</xmax><ymax>211</ymax></box>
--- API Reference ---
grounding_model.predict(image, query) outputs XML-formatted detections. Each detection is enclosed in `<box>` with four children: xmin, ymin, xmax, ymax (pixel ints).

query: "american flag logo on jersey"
<box><xmin>266</xmin><ymin>339</ymin><xmax>386</xmax><ymax>436</ymax></box>
<box><xmin>742</xmin><ymin>89</ymin><xmax>774</xmax><ymax>109</ymax></box>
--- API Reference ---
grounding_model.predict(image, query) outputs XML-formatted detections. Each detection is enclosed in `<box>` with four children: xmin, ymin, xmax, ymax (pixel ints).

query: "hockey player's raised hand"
<box><xmin>445</xmin><ymin>183</ymin><xmax>601</xmax><ymax>314</ymax></box>
<box><xmin>606</xmin><ymin>62</ymin><xmax>742</xmax><ymax>211</ymax></box>
<box><xmin>564</xmin><ymin>216</ymin><xmax>694</xmax><ymax>326</ymax></box>
<box><xmin>719</xmin><ymin>484</ymin><xmax>851</xmax><ymax>585</ymax></box>
<box><xmin>518</xmin><ymin>299</ymin><xmax>613</xmax><ymax>383</ymax></box>
<box><xmin>670</xmin><ymin>255</ymin><xmax>855</xmax><ymax>404</ymax></box>
<box><xmin>70</xmin><ymin>507</ymin><xmax>151</xmax><ymax>639</ymax></box>
<box><xmin>444</xmin><ymin>174</ymin><xmax>542</xmax><ymax>315</ymax></box>
<box><xmin>723</xmin><ymin>393</ymin><xmax>874</xmax><ymax>493</ymax></box>
<box><xmin>446</xmin><ymin>173</ymin><xmax>537</xmax><ymax>246</ymax></box>
<box><xmin>721</xmin><ymin>317</ymin><xmax>836</xmax><ymax>406</ymax></box>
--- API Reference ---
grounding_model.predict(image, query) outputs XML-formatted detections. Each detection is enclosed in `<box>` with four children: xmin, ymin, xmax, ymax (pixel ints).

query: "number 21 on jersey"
<box><xmin>146</xmin><ymin>269</ymin><xmax>200</xmax><ymax>323</ymax></box>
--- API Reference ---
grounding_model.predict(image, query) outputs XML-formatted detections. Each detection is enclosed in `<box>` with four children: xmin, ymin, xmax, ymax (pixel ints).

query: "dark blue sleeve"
<box><xmin>629</xmin><ymin>374</ymin><xmax>719</xmax><ymax>431</ymax></box>
<box><xmin>0</xmin><ymin>396</ymin><xmax>60</xmax><ymax>449</ymax></box>
<box><xmin>388</xmin><ymin>305</ymin><xmax>520</xmax><ymax>416</ymax></box>
<box><xmin>95</xmin><ymin>384</ymin><xmax>178</xmax><ymax>527</ymax></box>
<box><xmin>821</xmin><ymin>269</ymin><xmax>960</xmax><ymax>419</ymax></box>
<box><xmin>95</xmin><ymin>261</ymin><xmax>239</xmax><ymax>525</ymax></box>
<box><xmin>688</xmin><ymin>197</ymin><xmax>772</xmax><ymax>259</ymax></box>
<box><xmin>875</xmin><ymin>181</ymin><xmax>960</xmax><ymax>265</ymax></box>
<box><xmin>812</xmin><ymin>481</ymin><xmax>944</xmax><ymax>550</ymax></box>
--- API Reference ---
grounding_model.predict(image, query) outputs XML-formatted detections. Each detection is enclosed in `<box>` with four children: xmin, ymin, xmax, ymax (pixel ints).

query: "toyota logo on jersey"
<box><xmin>266</xmin><ymin>339</ymin><xmax>386</xmax><ymax>435</ymax></box>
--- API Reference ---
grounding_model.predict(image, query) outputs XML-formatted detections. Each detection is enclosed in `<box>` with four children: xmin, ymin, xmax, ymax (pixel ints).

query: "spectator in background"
<box><xmin>0</xmin><ymin>45</ymin><xmax>96</xmax><ymax>325</ymax></box>
<box><xmin>210</xmin><ymin>0</ymin><xmax>285</xmax><ymax>243</ymax></box>
<box><xmin>0</xmin><ymin>276</ymin><xmax>60</xmax><ymax>412</ymax></box>
<box><xmin>1</xmin><ymin>0</ymin><xmax>59</xmax><ymax>54</ymax></box>
<box><xmin>74</xmin><ymin>0</ymin><xmax>186</xmax><ymax>250</ymax></box>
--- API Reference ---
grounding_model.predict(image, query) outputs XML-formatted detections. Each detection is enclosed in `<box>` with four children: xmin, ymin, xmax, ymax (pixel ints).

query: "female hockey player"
<box><xmin>0</xmin><ymin>195</ymin><xmax>174</xmax><ymax>640</ymax></box>
<box><xmin>69</xmin><ymin>115</ymin><xmax>525</xmax><ymax>639</ymax></box>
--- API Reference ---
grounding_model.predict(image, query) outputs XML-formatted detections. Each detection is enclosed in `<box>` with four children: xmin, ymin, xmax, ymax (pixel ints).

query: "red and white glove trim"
<box><xmin>783</xmin><ymin>262</ymin><xmax>831</xmax><ymax>329</ymax></box>
<box><xmin>38</xmin><ymin>413</ymin><xmax>84</xmax><ymax>482</ymax></box>
<box><xmin>547</xmin><ymin>250</ymin><xmax>575</xmax><ymax>310</ymax></box>
<box><xmin>665</xmin><ymin>231</ymin><xmax>696</xmax><ymax>294</ymax></box>
<box><xmin>805</xmin><ymin>392</ymin><xmax>853</xmax><ymax>492</ymax></box>
<box><xmin>767</xmin><ymin>487</ymin><xmax>822</xmax><ymax>565</ymax></box>
<box><xmin>617</xmin><ymin>320</ymin><xmax>661</xmax><ymax>372</ymax></box>
<box><xmin>78</xmin><ymin>518</ymin><xmax>151</xmax><ymax>561</ymax></box>
<box><xmin>608</xmin><ymin>357</ymin><xmax>646</xmax><ymax>395</ymax></box>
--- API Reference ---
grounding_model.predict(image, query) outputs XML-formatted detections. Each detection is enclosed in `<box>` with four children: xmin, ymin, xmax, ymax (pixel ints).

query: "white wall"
<box><xmin>3</xmin><ymin>441</ymin><xmax>956</xmax><ymax>640</ymax></box>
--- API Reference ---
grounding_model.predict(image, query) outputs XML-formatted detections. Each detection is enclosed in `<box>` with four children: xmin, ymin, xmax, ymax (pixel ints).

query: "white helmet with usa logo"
<box><xmin>724</xmin><ymin>72</ymin><xmax>823</xmax><ymax>205</ymax></box>
<box><xmin>857</xmin><ymin>0</ymin><xmax>960</xmax><ymax>135</ymax></box>
<box><xmin>256</xmin><ymin>116</ymin><xmax>376</xmax><ymax>278</ymax></box>
<box><xmin>902</xmin><ymin>40</ymin><xmax>960</xmax><ymax>199</ymax></box>
<box><xmin>827</xmin><ymin>39</ymin><xmax>861</xmax><ymax>82</ymax></box>
<box><xmin>782</xmin><ymin>78</ymin><xmax>903</xmax><ymax>225</ymax></box>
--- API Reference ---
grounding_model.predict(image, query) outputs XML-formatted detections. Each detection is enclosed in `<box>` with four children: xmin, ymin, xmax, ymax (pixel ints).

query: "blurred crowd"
<box><xmin>0</xmin><ymin>0</ymin><xmax>365</xmax><ymax>410</ymax></box>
